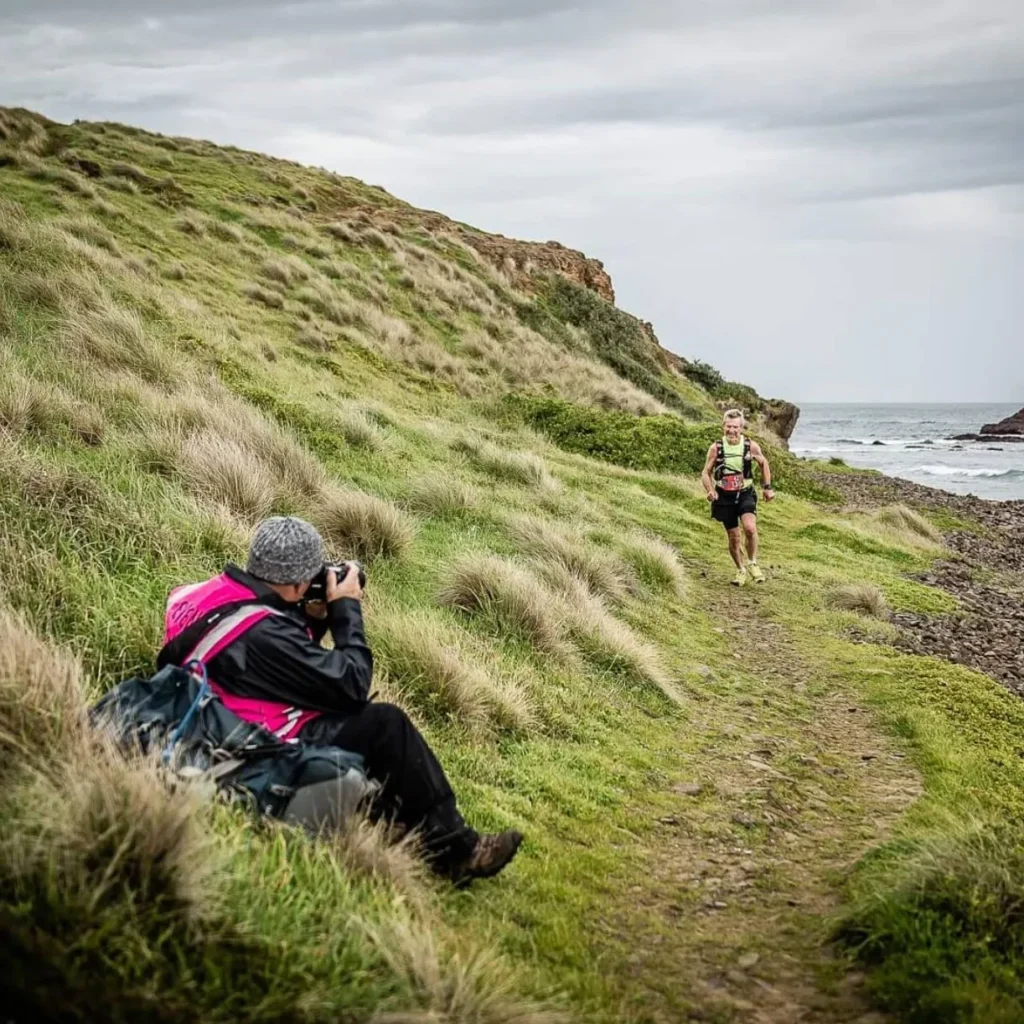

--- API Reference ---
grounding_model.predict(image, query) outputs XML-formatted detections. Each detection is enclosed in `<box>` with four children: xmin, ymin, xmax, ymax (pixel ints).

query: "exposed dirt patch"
<box><xmin>602</xmin><ymin>592</ymin><xmax>921</xmax><ymax>1023</ymax></box>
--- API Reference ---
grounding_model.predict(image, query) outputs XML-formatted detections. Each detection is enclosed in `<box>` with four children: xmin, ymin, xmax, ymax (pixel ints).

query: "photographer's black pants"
<box><xmin>300</xmin><ymin>703</ymin><xmax>478</xmax><ymax>869</ymax></box>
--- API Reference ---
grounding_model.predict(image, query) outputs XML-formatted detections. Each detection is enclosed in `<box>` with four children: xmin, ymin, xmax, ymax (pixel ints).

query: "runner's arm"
<box><xmin>700</xmin><ymin>443</ymin><xmax>718</xmax><ymax>498</ymax></box>
<box><xmin>750</xmin><ymin>441</ymin><xmax>773</xmax><ymax>488</ymax></box>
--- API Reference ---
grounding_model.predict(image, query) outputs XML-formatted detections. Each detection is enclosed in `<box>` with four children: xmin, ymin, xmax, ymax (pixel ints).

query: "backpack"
<box><xmin>90</xmin><ymin>661</ymin><xmax>378</xmax><ymax>829</ymax></box>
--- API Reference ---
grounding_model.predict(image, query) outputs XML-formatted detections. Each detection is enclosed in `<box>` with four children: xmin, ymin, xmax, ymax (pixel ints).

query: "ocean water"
<box><xmin>789</xmin><ymin>404</ymin><xmax>1024</xmax><ymax>501</ymax></box>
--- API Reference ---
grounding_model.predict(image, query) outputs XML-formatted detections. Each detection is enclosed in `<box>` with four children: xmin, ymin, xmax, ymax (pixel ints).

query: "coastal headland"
<box><xmin>2</xmin><ymin>105</ymin><xmax>1024</xmax><ymax>1024</ymax></box>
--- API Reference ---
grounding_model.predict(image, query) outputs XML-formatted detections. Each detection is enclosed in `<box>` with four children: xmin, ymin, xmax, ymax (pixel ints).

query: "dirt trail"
<box><xmin>602</xmin><ymin>590</ymin><xmax>921</xmax><ymax>1023</ymax></box>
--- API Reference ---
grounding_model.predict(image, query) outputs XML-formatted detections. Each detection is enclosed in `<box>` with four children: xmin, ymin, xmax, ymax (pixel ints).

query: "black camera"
<box><xmin>305</xmin><ymin>561</ymin><xmax>366</xmax><ymax>602</ymax></box>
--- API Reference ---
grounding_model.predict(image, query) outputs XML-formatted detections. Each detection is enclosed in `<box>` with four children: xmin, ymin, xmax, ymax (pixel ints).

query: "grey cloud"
<box><xmin>1</xmin><ymin>0</ymin><xmax>1022</xmax><ymax>400</ymax></box>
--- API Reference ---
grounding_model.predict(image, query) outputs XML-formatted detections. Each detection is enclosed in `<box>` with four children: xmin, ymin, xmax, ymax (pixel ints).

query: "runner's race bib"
<box><xmin>718</xmin><ymin>472</ymin><xmax>745</xmax><ymax>493</ymax></box>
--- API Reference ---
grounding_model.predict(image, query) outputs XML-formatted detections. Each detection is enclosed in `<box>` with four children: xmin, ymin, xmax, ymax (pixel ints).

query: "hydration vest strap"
<box><xmin>715</xmin><ymin>437</ymin><xmax>753</xmax><ymax>481</ymax></box>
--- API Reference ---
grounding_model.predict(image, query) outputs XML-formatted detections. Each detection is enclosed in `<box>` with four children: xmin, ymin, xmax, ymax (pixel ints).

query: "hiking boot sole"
<box><xmin>471</xmin><ymin>831</ymin><xmax>524</xmax><ymax>880</ymax></box>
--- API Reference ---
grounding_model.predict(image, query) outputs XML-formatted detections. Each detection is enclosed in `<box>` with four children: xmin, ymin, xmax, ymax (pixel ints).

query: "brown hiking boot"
<box><xmin>453</xmin><ymin>830</ymin><xmax>523</xmax><ymax>883</ymax></box>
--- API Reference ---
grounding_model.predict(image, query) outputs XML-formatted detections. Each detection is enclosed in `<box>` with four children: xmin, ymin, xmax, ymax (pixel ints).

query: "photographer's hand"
<box><xmin>328</xmin><ymin>563</ymin><xmax>364</xmax><ymax>602</ymax></box>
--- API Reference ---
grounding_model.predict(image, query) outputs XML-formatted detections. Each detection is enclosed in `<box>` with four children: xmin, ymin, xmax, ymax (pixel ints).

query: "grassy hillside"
<box><xmin>2</xmin><ymin>106</ymin><xmax>1024</xmax><ymax>1023</ymax></box>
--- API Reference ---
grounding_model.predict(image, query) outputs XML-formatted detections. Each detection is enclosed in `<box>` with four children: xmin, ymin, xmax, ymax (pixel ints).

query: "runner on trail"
<box><xmin>700</xmin><ymin>409</ymin><xmax>775</xmax><ymax>586</ymax></box>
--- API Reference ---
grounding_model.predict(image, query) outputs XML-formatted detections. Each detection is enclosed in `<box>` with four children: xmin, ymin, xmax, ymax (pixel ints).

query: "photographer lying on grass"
<box><xmin>160</xmin><ymin>515</ymin><xmax>523</xmax><ymax>882</ymax></box>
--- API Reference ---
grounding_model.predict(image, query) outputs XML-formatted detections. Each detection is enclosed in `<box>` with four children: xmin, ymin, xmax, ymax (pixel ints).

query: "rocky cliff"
<box><xmin>982</xmin><ymin>407</ymin><xmax>1024</xmax><ymax>436</ymax></box>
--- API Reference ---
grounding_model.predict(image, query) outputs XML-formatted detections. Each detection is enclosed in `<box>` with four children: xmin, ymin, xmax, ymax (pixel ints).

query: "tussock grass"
<box><xmin>209</xmin><ymin>220</ymin><xmax>244</xmax><ymax>243</ymax></box>
<box><xmin>316</xmin><ymin>487</ymin><xmax>417</xmax><ymax>561</ymax></box>
<box><xmin>0</xmin><ymin>605</ymin><xmax>89</xmax><ymax>780</ymax></box>
<box><xmin>242</xmin><ymin>281</ymin><xmax>285</xmax><ymax>309</ymax></box>
<box><xmin>372</xmin><ymin>610</ymin><xmax>533</xmax><ymax>731</ymax></box>
<box><xmin>336</xmin><ymin>406</ymin><xmax>390</xmax><ymax>451</ymax></box>
<box><xmin>62</xmin><ymin>302</ymin><xmax>176</xmax><ymax>385</ymax></box>
<box><xmin>261</xmin><ymin>255</ymin><xmax>312</xmax><ymax>287</ymax></box>
<box><xmin>323</xmin><ymin>220</ymin><xmax>361</xmax><ymax>243</ymax></box>
<box><xmin>175</xmin><ymin>210</ymin><xmax>207</xmax><ymax>235</ymax></box>
<box><xmin>9</xmin><ymin>748</ymin><xmax>212</xmax><ymax>924</ymax></box>
<box><xmin>0</xmin><ymin>368</ymin><xmax>106</xmax><ymax>448</ymax></box>
<box><xmin>458</xmin><ymin>325</ymin><xmax>666</xmax><ymax>416</ymax></box>
<box><xmin>218</xmin><ymin>409</ymin><xmax>327</xmax><ymax>500</ymax></box>
<box><xmin>294</xmin><ymin>325</ymin><xmax>330</xmax><ymax>351</ymax></box>
<box><xmin>59</xmin><ymin>214</ymin><xmax>120</xmax><ymax>254</ymax></box>
<box><xmin>180</xmin><ymin>433</ymin><xmax>278</xmax><ymax>521</ymax></box>
<box><xmin>0</xmin><ymin>368</ymin><xmax>57</xmax><ymax>438</ymax></box>
<box><xmin>508</xmin><ymin>514</ymin><xmax>636</xmax><ymax>602</ymax></box>
<box><xmin>402</xmin><ymin>474</ymin><xmax>478</xmax><ymax>516</ymax></box>
<box><xmin>326</xmin><ymin>815</ymin><xmax>428</xmax><ymax>900</ymax></box>
<box><xmin>140</xmin><ymin>393</ymin><xmax>326</xmax><ymax>506</ymax></box>
<box><xmin>619</xmin><ymin>533</ymin><xmax>687</xmax><ymax>599</ymax></box>
<box><xmin>104</xmin><ymin>176</ymin><xmax>140</xmax><ymax>195</ymax></box>
<box><xmin>367</xmin><ymin>917</ymin><xmax>568</xmax><ymax>1024</ymax></box>
<box><xmin>91</xmin><ymin>196</ymin><xmax>119</xmax><ymax>218</ymax></box>
<box><xmin>544</xmin><ymin>566</ymin><xmax>677</xmax><ymax>700</ymax></box>
<box><xmin>874</xmin><ymin>504</ymin><xmax>943</xmax><ymax>546</ymax></box>
<box><xmin>295</xmin><ymin>279</ymin><xmax>363</xmax><ymax>326</ymax></box>
<box><xmin>836</xmin><ymin>819</ymin><xmax>1024</xmax><ymax>1023</ymax></box>
<box><xmin>438</xmin><ymin>555</ymin><xmax>569</xmax><ymax>658</ymax></box>
<box><xmin>109</xmin><ymin>160</ymin><xmax>153</xmax><ymax>184</ymax></box>
<box><xmin>65</xmin><ymin>397</ymin><xmax>106</xmax><ymax>446</ymax></box>
<box><xmin>20</xmin><ymin>156</ymin><xmax>97</xmax><ymax>196</ymax></box>
<box><xmin>830</xmin><ymin>582</ymin><xmax>889</xmax><ymax>619</ymax></box>
<box><xmin>454</xmin><ymin>437</ymin><xmax>557</xmax><ymax>490</ymax></box>
<box><xmin>0</xmin><ymin>199</ymin><xmax>32</xmax><ymax>251</ymax></box>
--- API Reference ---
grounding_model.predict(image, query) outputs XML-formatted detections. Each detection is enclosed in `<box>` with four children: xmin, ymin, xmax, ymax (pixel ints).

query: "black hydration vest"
<box><xmin>713</xmin><ymin>437</ymin><xmax>753</xmax><ymax>483</ymax></box>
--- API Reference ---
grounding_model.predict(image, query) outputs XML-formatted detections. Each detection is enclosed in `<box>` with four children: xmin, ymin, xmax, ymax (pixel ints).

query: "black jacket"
<box><xmin>168</xmin><ymin>564</ymin><xmax>373</xmax><ymax>717</ymax></box>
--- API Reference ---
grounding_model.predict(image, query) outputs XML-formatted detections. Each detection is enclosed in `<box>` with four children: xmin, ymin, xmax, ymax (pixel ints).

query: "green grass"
<box><xmin>2</xmin><ymin>104</ymin><xmax>1024</xmax><ymax>1023</ymax></box>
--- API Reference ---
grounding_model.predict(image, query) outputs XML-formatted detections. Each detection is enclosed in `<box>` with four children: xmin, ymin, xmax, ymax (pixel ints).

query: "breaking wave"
<box><xmin>912</xmin><ymin>465</ymin><xmax>1022</xmax><ymax>479</ymax></box>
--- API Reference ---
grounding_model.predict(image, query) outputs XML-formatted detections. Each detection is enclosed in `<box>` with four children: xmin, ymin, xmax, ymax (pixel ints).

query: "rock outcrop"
<box><xmin>762</xmin><ymin>400</ymin><xmax>801</xmax><ymax>444</ymax></box>
<box><xmin>981</xmin><ymin>407</ymin><xmax>1024</xmax><ymax>436</ymax></box>
<box><xmin>463</xmin><ymin>235</ymin><xmax>615</xmax><ymax>304</ymax></box>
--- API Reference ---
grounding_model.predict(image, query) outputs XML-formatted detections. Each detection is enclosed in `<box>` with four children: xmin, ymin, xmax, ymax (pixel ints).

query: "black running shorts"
<box><xmin>711</xmin><ymin>487</ymin><xmax>758</xmax><ymax>531</ymax></box>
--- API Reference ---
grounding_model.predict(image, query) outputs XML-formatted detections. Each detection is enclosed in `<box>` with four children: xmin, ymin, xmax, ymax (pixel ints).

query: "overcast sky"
<box><xmin>2</xmin><ymin>1</ymin><xmax>1022</xmax><ymax>403</ymax></box>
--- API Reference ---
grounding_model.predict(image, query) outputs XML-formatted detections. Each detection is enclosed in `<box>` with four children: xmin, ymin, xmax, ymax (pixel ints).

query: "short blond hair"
<box><xmin>722</xmin><ymin>408</ymin><xmax>745</xmax><ymax>425</ymax></box>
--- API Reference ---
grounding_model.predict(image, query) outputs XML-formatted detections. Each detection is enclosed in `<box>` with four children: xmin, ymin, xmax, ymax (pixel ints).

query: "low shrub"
<box><xmin>504</xmin><ymin>395</ymin><xmax>839</xmax><ymax>501</ymax></box>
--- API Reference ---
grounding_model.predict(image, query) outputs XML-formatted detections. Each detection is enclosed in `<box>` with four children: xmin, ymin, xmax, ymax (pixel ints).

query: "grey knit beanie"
<box><xmin>246</xmin><ymin>516</ymin><xmax>325</xmax><ymax>584</ymax></box>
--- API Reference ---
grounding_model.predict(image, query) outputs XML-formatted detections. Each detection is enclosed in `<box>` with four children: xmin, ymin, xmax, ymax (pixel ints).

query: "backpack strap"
<box><xmin>160</xmin><ymin>660</ymin><xmax>211</xmax><ymax>765</ymax></box>
<box><xmin>186</xmin><ymin>604</ymin><xmax>284</xmax><ymax>665</ymax></box>
<box><xmin>157</xmin><ymin>600</ymin><xmax>283</xmax><ymax>670</ymax></box>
